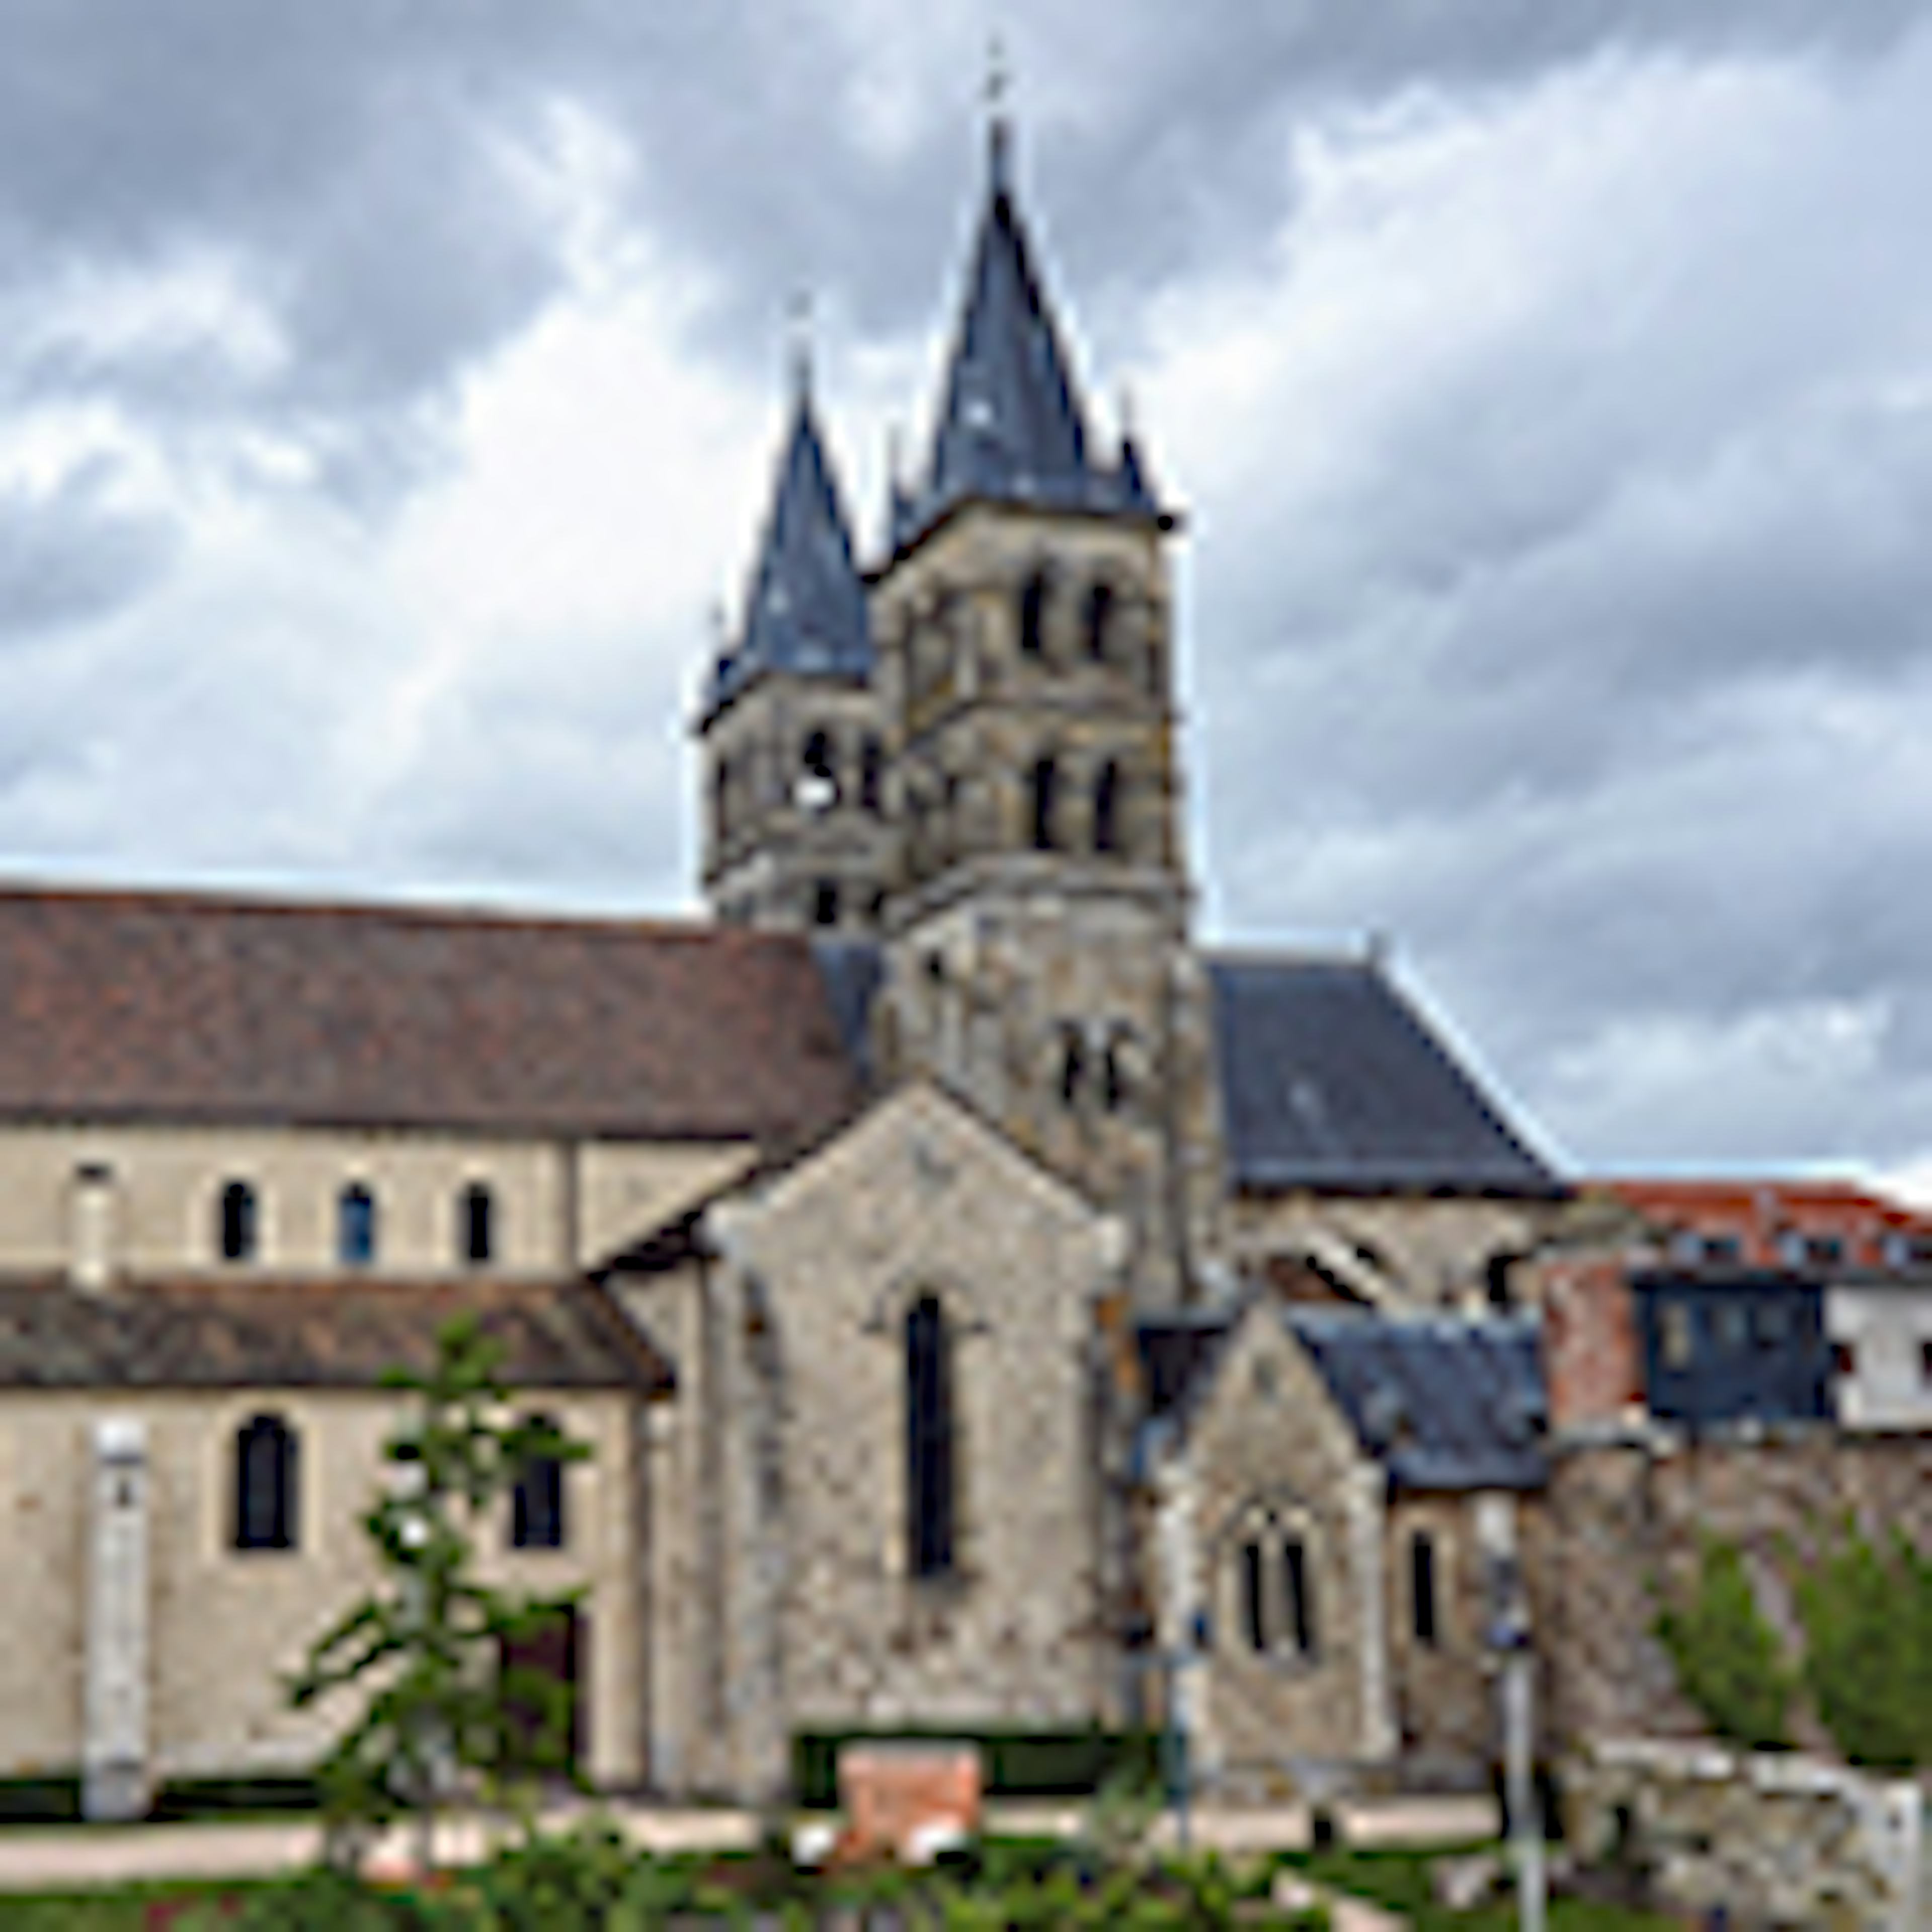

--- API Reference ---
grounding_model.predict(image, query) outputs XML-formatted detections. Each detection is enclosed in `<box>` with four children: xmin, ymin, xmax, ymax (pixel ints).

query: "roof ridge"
<box><xmin>0</xmin><ymin>878</ymin><xmax>813</xmax><ymax>947</ymax></box>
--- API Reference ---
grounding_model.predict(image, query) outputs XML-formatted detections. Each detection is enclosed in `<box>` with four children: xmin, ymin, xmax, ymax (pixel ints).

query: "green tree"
<box><xmin>1795</xmin><ymin>1517</ymin><xmax>1932</xmax><ymax>1772</ymax></box>
<box><xmin>1652</xmin><ymin>1537</ymin><xmax>1793</xmax><ymax>1751</ymax></box>
<box><xmin>286</xmin><ymin>1314</ymin><xmax>591</xmax><ymax>1869</ymax></box>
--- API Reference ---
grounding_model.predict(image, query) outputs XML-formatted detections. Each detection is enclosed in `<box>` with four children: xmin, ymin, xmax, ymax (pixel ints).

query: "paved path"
<box><xmin>0</xmin><ymin>1792</ymin><xmax>1489</xmax><ymax>1893</ymax></box>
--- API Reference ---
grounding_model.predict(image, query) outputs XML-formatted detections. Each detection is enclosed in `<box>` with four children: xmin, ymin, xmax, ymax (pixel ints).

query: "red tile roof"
<box><xmin>0</xmin><ymin>885</ymin><xmax>861</xmax><ymax>1147</ymax></box>
<box><xmin>1591</xmin><ymin>1177</ymin><xmax>1932</xmax><ymax>1271</ymax></box>
<box><xmin>0</xmin><ymin>1273</ymin><xmax>673</xmax><ymax>1392</ymax></box>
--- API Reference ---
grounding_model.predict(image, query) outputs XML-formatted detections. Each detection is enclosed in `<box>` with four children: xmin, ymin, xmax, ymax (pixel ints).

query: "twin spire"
<box><xmin>706</xmin><ymin>89</ymin><xmax>1165</xmax><ymax>714</ymax></box>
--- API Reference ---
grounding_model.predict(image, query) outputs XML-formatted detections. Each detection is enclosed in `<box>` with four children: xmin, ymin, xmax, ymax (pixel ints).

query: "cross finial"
<box><xmin>786</xmin><ymin>288</ymin><xmax>814</xmax><ymax>400</ymax></box>
<box><xmin>986</xmin><ymin>34</ymin><xmax>1012</xmax><ymax>190</ymax></box>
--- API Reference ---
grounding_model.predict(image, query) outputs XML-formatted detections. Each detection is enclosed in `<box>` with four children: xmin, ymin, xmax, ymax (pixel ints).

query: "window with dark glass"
<box><xmin>906</xmin><ymin>1295</ymin><xmax>955</xmax><ymax>1579</ymax></box>
<box><xmin>1232</xmin><ymin>1508</ymin><xmax>1319</xmax><ymax>1660</ymax></box>
<box><xmin>218</xmin><ymin>1180</ymin><xmax>257</xmax><ymax>1263</ymax></box>
<box><xmin>1018</xmin><ymin>570</ymin><xmax>1048</xmax><ymax>658</ymax></box>
<box><xmin>1059</xmin><ymin>1027</ymin><xmax>1085</xmax><ymax>1108</ymax></box>
<box><xmin>812</xmin><ymin>880</ymin><xmax>841</xmax><ymax>928</ymax></box>
<box><xmin>1093</xmin><ymin>760</ymin><xmax>1121</xmax><ymax>855</ymax></box>
<box><xmin>1411</xmin><ymin>1531</ymin><xmax>1439</xmax><ymax>1647</ymax></box>
<box><xmin>1101</xmin><ymin>1033</ymin><xmax>1126</xmax><ymax>1112</ymax></box>
<box><xmin>1240</xmin><ymin>1539</ymin><xmax>1267</xmax><ymax>1651</ymax></box>
<box><xmin>1084</xmin><ymin>581</ymin><xmax>1114</xmax><ymax>661</ymax></box>
<box><xmin>860</xmin><ymin>736</ymin><xmax>884</xmax><ymax>814</ymax></box>
<box><xmin>1920</xmin><ymin>1339</ymin><xmax>1932</xmax><ymax>1387</ymax></box>
<box><xmin>1284</xmin><ymin>1537</ymin><xmax>1316</xmax><ymax>1654</ymax></box>
<box><xmin>461</xmin><ymin>1183</ymin><xmax>494</xmax><ymax>1265</ymax></box>
<box><xmin>233</xmin><ymin>1413</ymin><xmax>298</xmax><ymax>1552</ymax></box>
<box><xmin>1029</xmin><ymin>756</ymin><xmax>1058</xmax><ymax>851</ymax></box>
<box><xmin>1832</xmin><ymin>1339</ymin><xmax>1858</xmax><ymax>1380</ymax></box>
<box><xmin>512</xmin><ymin>1413</ymin><xmax>566</xmax><ymax>1550</ymax></box>
<box><xmin>339</xmin><ymin>1183</ymin><xmax>376</xmax><ymax>1267</ymax></box>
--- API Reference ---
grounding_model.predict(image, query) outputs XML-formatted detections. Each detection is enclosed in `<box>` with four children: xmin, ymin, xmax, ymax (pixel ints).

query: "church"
<box><xmin>0</xmin><ymin>107</ymin><xmax>1569</xmax><ymax>1814</ymax></box>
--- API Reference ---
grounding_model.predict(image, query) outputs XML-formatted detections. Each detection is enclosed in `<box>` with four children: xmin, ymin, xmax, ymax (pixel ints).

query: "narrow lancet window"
<box><xmin>1018</xmin><ymin>570</ymin><xmax>1048</xmax><ymax>658</ymax></box>
<box><xmin>218</xmin><ymin>1180</ymin><xmax>257</xmax><ymax>1263</ymax></box>
<box><xmin>906</xmin><ymin>1295</ymin><xmax>955</xmax><ymax>1578</ymax></box>
<box><xmin>1093</xmin><ymin>760</ymin><xmax>1121</xmax><ymax>855</ymax></box>
<box><xmin>1029</xmin><ymin>756</ymin><xmax>1058</xmax><ymax>851</ymax></box>
<box><xmin>512</xmin><ymin>1413</ymin><xmax>567</xmax><ymax>1551</ymax></box>
<box><xmin>233</xmin><ymin>1413</ymin><xmax>298</xmax><ymax>1552</ymax></box>
<box><xmin>461</xmin><ymin>1183</ymin><xmax>495</xmax><ymax>1265</ymax></box>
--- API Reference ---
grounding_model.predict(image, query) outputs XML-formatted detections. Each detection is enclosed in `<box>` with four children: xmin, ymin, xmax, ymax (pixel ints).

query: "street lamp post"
<box><xmin>1488</xmin><ymin>1555</ymin><xmax>1546</xmax><ymax>1932</ymax></box>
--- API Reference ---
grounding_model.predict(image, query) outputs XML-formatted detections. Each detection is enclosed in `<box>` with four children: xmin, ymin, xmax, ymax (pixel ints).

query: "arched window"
<box><xmin>512</xmin><ymin>1413</ymin><xmax>567</xmax><ymax>1551</ymax></box>
<box><xmin>460</xmin><ymin>1182</ymin><xmax>494</xmax><ymax>1265</ymax></box>
<box><xmin>1093</xmin><ymin>760</ymin><xmax>1122</xmax><ymax>856</ymax></box>
<box><xmin>338</xmin><ymin>1183</ymin><xmax>376</xmax><ymax>1267</ymax></box>
<box><xmin>233</xmin><ymin>1413</ymin><xmax>298</xmax><ymax>1552</ymax></box>
<box><xmin>798</xmin><ymin>729</ymin><xmax>838</xmax><ymax>811</ymax></box>
<box><xmin>1101</xmin><ymin>1031</ymin><xmax>1128</xmax><ymax>1113</ymax></box>
<box><xmin>1018</xmin><ymin>569</ymin><xmax>1049</xmax><ymax>658</ymax></box>
<box><xmin>905</xmin><ymin>1295</ymin><xmax>955</xmax><ymax>1579</ymax></box>
<box><xmin>218</xmin><ymin>1180</ymin><xmax>257</xmax><ymax>1263</ymax></box>
<box><xmin>1232</xmin><ymin>1504</ymin><xmax>1319</xmax><ymax>1660</ymax></box>
<box><xmin>1410</xmin><ymin>1530</ymin><xmax>1439</xmax><ymax>1647</ymax></box>
<box><xmin>1059</xmin><ymin>1026</ymin><xmax>1085</xmax><ymax>1108</ymax></box>
<box><xmin>1084</xmin><ymin>581</ymin><xmax>1115</xmax><ymax>661</ymax></box>
<box><xmin>860</xmin><ymin>736</ymin><xmax>884</xmax><ymax>814</ymax></box>
<box><xmin>812</xmin><ymin>880</ymin><xmax>841</xmax><ymax>929</ymax></box>
<box><xmin>1029</xmin><ymin>756</ymin><xmax>1058</xmax><ymax>852</ymax></box>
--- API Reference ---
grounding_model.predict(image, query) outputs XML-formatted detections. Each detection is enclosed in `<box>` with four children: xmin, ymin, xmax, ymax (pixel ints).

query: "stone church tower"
<box><xmin>700</xmin><ymin>112</ymin><xmax>1227</xmax><ymax>1300</ymax></box>
<box><xmin>696</xmin><ymin>358</ymin><xmax>896</xmax><ymax>935</ymax></box>
<box><xmin>871</xmin><ymin>117</ymin><xmax>1222</xmax><ymax>1303</ymax></box>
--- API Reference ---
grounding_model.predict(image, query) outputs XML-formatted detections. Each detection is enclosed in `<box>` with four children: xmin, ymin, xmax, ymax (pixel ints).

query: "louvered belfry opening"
<box><xmin>905</xmin><ymin>1294</ymin><xmax>955</xmax><ymax>1578</ymax></box>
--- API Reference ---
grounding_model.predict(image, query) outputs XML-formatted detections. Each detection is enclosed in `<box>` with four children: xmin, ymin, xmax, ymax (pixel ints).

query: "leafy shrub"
<box><xmin>1652</xmin><ymin>1537</ymin><xmax>1793</xmax><ymax>1750</ymax></box>
<box><xmin>1796</xmin><ymin>1519</ymin><xmax>1932</xmax><ymax>1771</ymax></box>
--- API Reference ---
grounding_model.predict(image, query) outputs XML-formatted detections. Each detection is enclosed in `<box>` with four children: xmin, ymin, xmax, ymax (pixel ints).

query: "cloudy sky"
<box><xmin>2</xmin><ymin>3</ymin><xmax>1929</xmax><ymax>1186</ymax></box>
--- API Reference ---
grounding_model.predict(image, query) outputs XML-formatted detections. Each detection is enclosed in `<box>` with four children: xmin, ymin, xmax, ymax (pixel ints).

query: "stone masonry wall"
<box><xmin>1541</xmin><ymin>1431</ymin><xmax>1932</xmax><ymax>1754</ymax></box>
<box><xmin>1172</xmin><ymin>1308</ymin><xmax>1387</xmax><ymax>1796</ymax></box>
<box><xmin>1567</xmin><ymin>1738</ymin><xmax>1923</xmax><ymax>1931</ymax></box>
<box><xmin>704</xmin><ymin>1083</ymin><xmax>1120</xmax><ymax>1796</ymax></box>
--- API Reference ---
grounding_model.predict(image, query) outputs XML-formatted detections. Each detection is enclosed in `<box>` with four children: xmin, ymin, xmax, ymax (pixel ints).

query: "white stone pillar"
<box><xmin>84</xmin><ymin>1416</ymin><xmax>150</xmax><ymax>1821</ymax></box>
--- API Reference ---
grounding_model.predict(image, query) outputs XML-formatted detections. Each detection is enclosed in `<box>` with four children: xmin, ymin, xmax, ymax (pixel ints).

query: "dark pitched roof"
<box><xmin>0</xmin><ymin>1275</ymin><xmax>673</xmax><ymax>1393</ymax></box>
<box><xmin>707</xmin><ymin>380</ymin><xmax>871</xmax><ymax>717</ymax></box>
<box><xmin>1287</xmin><ymin>1309</ymin><xmax>1548</xmax><ymax>1491</ymax></box>
<box><xmin>1206</xmin><ymin>953</ymin><xmax>1562</xmax><ymax>1196</ymax></box>
<box><xmin>892</xmin><ymin>120</ymin><xmax>1164</xmax><ymax>555</ymax></box>
<box><xmin>0</xmin><ymin>886</ymin><xmax>861</xmax><ymax>1145</ymax></box>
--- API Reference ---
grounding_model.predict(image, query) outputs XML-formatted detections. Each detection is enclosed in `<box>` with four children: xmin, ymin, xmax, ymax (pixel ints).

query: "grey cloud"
<box><xmin>0</xmin><ymin>466</ymin><xmax>176</xmax><ymax>642</ymax></box>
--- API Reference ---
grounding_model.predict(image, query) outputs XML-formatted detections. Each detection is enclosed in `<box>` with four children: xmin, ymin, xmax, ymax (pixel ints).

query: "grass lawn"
<box><xmin>1290</xmin><ymin>1845</ymin><xmax>1682</xmax><ymax>1930</ymax></box>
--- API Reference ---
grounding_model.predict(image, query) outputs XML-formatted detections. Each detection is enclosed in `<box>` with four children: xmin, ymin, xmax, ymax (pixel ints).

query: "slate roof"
<box><xmin>891</xmin><ymin>120</ymin><xmax>1164</xmax><ymax>556</ymax></box>
<box><xmin>1206</xmin><ymin>954</ymin><xmax>1562</xmax><ymax>1196</ymax></box>
<box><xmin>0</xmin><ymin>886</ymin><xmax>861</xmax><ymax>1147</ymax></box>
<box><xmin>1137</xmin><ymin>1304</ymin><xmax>1549</xmax><ymax>1491</ymax></box>
<box><xmin>1287</xmin><ymin>1309</ymin><xmax>1548</xmax><ymax>1492</ymax></box>
<box><xmin>707</xmin><ymin>380</ymin><xmax>871</xmax><ymax>718</ymax></box>
<box><xmin>0</xmin><ymin>1275</ymin><xmax>672</xmax><ymax>1393</ymax></box>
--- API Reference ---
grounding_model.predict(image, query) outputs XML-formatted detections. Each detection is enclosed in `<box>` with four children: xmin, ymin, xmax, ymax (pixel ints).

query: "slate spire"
<box><xmin>892</xmin><ymin>94</ymin><xmax>1167</xmax><ymax>553</ymax></box>
<box><xmin>707</xmin><ymin>333</ymin><xmax>871</xmax><ymax>716</ymax></box>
